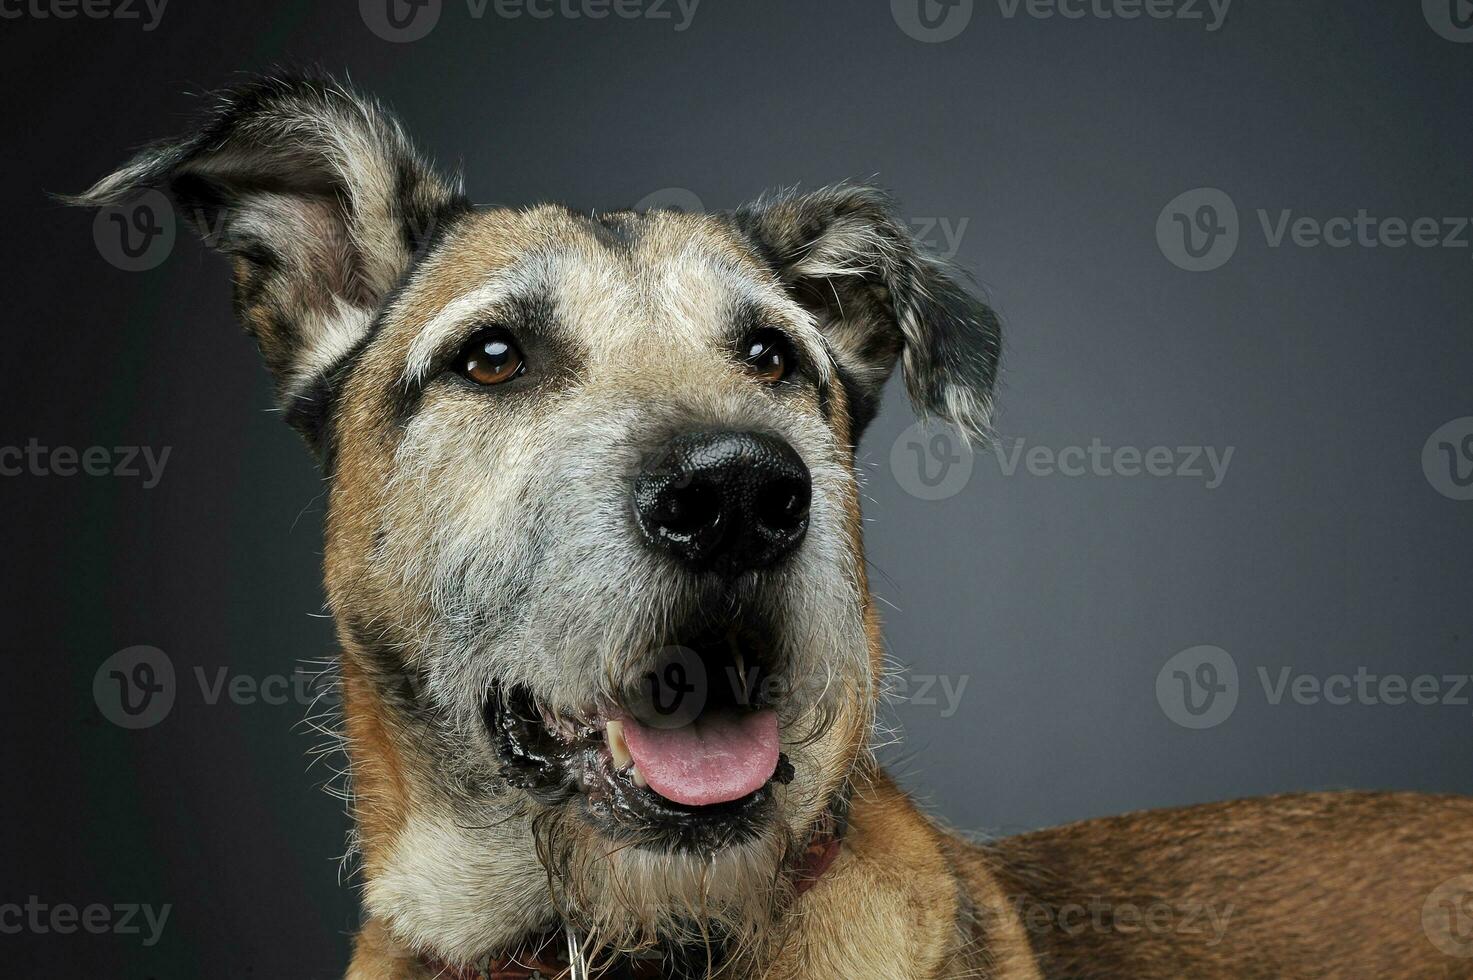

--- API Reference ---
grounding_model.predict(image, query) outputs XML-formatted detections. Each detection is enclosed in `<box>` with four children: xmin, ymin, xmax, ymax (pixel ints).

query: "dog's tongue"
<box><xmin>619</xmin><ymin>708</ymin><xmax>780</xmax><ymax>807</ymax></box>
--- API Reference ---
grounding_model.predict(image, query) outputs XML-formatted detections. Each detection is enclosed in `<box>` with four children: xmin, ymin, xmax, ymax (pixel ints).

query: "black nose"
<box><xmin>634</xmin><ymin>431</ymin><xmax>811</xmax><ymax>574</ymax></box>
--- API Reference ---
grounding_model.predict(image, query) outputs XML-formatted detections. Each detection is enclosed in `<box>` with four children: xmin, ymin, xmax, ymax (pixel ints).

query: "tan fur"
<box><xmin>335</xmin><ymin>214</ymin><xmax>1473</xmax><ymax>978</ymax></box>
<box><xmin>73</xmin><ymin>75</ymin><xmax>1473</xmax><ymax>979</ymax></box>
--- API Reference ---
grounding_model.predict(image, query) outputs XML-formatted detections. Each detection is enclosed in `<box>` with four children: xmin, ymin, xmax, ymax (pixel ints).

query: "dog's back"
<box><xmin>958</xmin><ymin>791</ymin><xmax>1473</xmax><ymax>978</ymax></box>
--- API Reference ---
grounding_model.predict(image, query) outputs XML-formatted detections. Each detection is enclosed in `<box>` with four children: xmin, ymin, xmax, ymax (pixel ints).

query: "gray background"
<box><xmin>3</xmin><ymin>0</ymin><xmax>1470</xmax><ymax>974</ymax></box>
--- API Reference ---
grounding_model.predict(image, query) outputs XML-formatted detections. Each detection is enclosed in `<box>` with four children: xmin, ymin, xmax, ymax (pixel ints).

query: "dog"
<box><xmin>70</xmin><ymin>74</ymin><xmax>1473</xmax><ymax>978</ymax></box>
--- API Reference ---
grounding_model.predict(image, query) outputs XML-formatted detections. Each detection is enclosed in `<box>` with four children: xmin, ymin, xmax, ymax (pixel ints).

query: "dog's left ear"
<box><xmin>730</xmin><ymin>183</ymin><xmax>1001</xmax><ymax>442</ymax></box>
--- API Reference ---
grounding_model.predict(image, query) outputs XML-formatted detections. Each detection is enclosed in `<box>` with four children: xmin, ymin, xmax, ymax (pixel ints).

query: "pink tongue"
<box><xmin>619</xmin><ymin>708</ymin><xmax>780</xmax><ymax>807</ymax></box>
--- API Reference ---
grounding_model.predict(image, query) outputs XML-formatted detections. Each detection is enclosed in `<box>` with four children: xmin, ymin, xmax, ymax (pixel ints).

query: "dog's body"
<box><xmin>73</xmin><ymin>74</ymin><xmax>1473</xmax><ymax>978</ymax></box>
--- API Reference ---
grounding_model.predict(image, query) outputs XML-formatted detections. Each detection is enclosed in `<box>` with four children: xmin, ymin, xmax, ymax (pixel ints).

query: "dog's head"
<box><xmin>73</xmin><ymin>75</ymin><xmax>1000</xmax><ymax>965</ymax></box>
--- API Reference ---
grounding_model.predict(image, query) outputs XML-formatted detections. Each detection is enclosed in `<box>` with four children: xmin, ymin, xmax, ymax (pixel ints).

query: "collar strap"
<box><xmin>427</xmin><ymin>934</ymin><xmax>586</xmax><ymax>980</ymax></box>
<box><xmin>423</xmin><ymin>821</ymin><xmax>843</xmax><ymax>979</ymax></box>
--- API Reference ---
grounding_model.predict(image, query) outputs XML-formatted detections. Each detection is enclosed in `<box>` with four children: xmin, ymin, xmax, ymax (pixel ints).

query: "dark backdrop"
<box><xmin>3</xmin><ymin>1</ymin><xmax>1470</xmax><ymax>975</ymax></box>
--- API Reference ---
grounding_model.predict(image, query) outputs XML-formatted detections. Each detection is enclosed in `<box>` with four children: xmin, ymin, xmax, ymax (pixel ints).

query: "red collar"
<box><xmin>423</xmin><ymin>826</ymin><xmax>842</xmax><ymax>979</ymax></box>
<box><xmin>790</xmin><ymin>824</ymin><xmax>843</xmax><ymax>896</ymax></box>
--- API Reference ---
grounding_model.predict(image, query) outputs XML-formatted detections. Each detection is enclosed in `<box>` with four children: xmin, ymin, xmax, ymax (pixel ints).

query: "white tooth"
<box><xmin>729</xmin><ymin>636</ymin><xmax>751</xmax><ymax>704</ymax></box>
<box><xmin>606</xmin><ymin>720</ymin><xmax>632</xmax><ymax>771</ymax></box>
<box><xmin>631</xmin><ymin>765</ymin><xmax>648</xmax><ymax>788</ymax></box>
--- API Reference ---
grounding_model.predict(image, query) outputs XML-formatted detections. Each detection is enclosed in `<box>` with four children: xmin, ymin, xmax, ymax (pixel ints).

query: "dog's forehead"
<box><xmin>393</xmin><ymin>204</ymin><xmax>793</xmax><ymax>367</ymax></box>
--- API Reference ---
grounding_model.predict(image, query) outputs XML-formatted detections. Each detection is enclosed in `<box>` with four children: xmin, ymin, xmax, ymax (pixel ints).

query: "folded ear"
<box><xmin>65</xmin><ymin>73</ymin><xmax>468</xmax><ymax>445</ymax></box>
<box><xmin>730</xmin><ymin>183</ymin><xmax>1001</xmax><ymax>443</ymax></box>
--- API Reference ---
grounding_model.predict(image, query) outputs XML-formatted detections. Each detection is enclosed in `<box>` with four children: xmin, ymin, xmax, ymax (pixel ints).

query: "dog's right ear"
<box><xmin>64</xmin><ymin>73</ymin><xmax>468</xmax><ymax>449</ymax></box>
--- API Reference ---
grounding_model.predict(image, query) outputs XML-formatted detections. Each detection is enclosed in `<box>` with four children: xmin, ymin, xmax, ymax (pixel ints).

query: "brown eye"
<box><xmin>456</xmin><ymin>329</ymin><xmax>524</xmax><ymax>386</ymax></box>
<box><xmin>743</xmin><ymin>329</ymin><xmax>795</xmax><ymax>384</ymax></box>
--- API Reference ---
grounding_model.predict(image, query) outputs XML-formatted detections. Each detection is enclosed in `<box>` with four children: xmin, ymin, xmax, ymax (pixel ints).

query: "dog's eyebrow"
<box><xmin>400</xmin><ymin>262</ymin><xmax>547</xmax><ymax>391</ymax></box>
<box><xmin>726</xmin><ymin>288</ymin><xmax>834</xmax><ymax>388</ymax></box>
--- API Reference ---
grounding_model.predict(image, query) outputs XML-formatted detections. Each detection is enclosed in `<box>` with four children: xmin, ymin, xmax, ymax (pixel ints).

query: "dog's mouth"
<box><xmin>484</xmin><ymin>635</ymin><xmax>795</xmax><ymax>851</ymax></box>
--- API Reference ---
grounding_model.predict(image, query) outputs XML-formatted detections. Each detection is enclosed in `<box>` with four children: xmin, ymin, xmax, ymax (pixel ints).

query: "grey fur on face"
<box><xmin>67</xmin><ymin>71</ymin><xmax>1002</xmax><ymax>964</ymax></box>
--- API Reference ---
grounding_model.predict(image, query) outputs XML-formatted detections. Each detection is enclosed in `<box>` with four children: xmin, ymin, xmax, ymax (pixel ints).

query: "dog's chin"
<box><xmin>484</xmin><ymin>634</ymin><xmax>797</xmax><ymax>854</ymax></box>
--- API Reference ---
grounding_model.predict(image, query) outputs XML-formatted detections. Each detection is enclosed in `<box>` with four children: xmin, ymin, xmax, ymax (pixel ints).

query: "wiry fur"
<box><xmin>732</xmin><ymin>183</ymin><xmax>1002</xmax><ymax>444</ymax></box>
<box><xmin>63</xmin><ymin>71</ymin><xmax>467</xmax><ymax>408</ymax></box>
<box><xmin>71</xmin><ymin>73</ymin><xmax>1473</xmax><ymax>979</ymax></box>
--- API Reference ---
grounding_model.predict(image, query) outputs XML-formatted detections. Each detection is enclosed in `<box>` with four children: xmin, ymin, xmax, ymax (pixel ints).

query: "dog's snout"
<box><xmin>634</xmin><ymin>431</ymin><xmax>811</xmax><ymax>574</ymax></box>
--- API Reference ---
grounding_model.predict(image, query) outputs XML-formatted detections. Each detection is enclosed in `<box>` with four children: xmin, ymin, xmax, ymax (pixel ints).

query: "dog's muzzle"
<box><xmin>481</xmin><ymin>432</ymin><xmax>817</xmax><ymax>851</ymax></box>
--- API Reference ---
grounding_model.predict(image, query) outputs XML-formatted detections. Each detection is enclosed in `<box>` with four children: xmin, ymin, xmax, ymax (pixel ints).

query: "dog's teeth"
<box><xmin>728</xmin><ymin>635</ymin><xmax>751</xmax><ymax>704</ymax></box>
<box><xmin>631</xmin><ymin>765</ymin><xmax>648</xmax><ymax>789</ymax></box>
<box><xmin>606</xmin><ymin>720</ymin><xmax>632</xmax><ymax>771</ymax></box>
